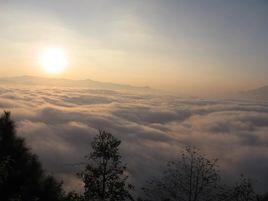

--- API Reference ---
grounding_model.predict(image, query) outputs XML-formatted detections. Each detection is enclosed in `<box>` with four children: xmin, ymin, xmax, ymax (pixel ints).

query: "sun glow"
<box><xmin>40</xmin><ymin>47</ymin><xmax>68</xmax><ymax>74</ymax></box>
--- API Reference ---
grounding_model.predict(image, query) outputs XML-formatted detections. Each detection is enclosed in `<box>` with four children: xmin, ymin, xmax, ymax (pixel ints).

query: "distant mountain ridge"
<box><xmin>237</xmin><ymin>85</ymin><xmax>268</xmax><ymax>101</ymax></box>
<box><xmin>0</xmin><ymin>76</ymin><xmax>151</xmax><ymax>91</ymax></box>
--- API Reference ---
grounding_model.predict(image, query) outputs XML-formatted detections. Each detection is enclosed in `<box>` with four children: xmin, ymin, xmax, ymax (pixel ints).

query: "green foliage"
<box><xmin>79</xmin><ymin>130</ymin><xmax>134</xmax><ymax>201</ymax></box>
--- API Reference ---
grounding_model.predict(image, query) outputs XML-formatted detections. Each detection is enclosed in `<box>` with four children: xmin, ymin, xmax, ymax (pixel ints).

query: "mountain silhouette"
<box><xmin>0</xmin><ymin>76</ymin><xmax>152</xmax><ymax>92</ymax></box>
<box><xmin>237</xmin><ymin>85</ymin><xmax>268</xmax><ymax>101</ymax></box>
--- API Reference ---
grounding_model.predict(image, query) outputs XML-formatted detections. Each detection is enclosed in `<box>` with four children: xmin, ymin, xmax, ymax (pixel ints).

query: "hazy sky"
<box><xmin>0</xmin><ymin>0</ymin><xmax>267</xmax><ymax>95</ymax></box>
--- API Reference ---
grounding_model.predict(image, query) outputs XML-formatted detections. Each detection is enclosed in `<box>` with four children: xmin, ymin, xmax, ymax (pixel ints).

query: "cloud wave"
<box><xmin>0</xmin><ymin>85</ymin><xmax>268</xmax><ymax>192</ymax></box>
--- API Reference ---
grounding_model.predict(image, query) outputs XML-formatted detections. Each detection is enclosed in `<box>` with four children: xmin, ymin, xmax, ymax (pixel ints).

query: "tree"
<box><xmin>219</xmin><ymin>175</ymin><xmax>260</xmax><ymax>201</ymax></box>
<box><xmin>63</xmin><ymin>192</ymin><xmax>85</xmax><ymax>201</ymax></box>
<box><xmin>232</xmin><ymin>175</ymin><xmax>258</xmax><ymax>201</ymax></box>
<box><xmin>142</xmin><ymin>146</ymin><xmax>220</xmax><ymax>201</ymax></box>
<box><xmin>79</xmin><ymin>130</ymin><xmax>134</xmax><ymax>201</ymax></box>
<box><xmin>260</xmin><ymin>193</ymin><xmax>268</xmax><ymax>201</ymax></box>
<box><xmin>0</xmin><ymin>111</ymin><xmax>66</xmax><ymax>201</ymax></box>
<box><xmin>0</xmin><ymin>156</ymin><xmax>11</xmax><ymax>185</ymax></box>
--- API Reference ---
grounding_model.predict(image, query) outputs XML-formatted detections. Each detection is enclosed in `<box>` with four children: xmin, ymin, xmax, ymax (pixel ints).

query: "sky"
<box><xmin>0</xmin><ymin>0</ymin><xmax>268</xmax><ymax>194</ymax></box>
<box><xmin>0</xmin><ymin>0</ymin><xmax>268</xmax><ymax>96</ymax></box>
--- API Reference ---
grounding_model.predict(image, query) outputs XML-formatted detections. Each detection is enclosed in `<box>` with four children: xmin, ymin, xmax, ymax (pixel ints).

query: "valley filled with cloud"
<box><xmin>0</xmin><ymin>84</ymin><xmax>267</xmax><ymax>192</ymax></box>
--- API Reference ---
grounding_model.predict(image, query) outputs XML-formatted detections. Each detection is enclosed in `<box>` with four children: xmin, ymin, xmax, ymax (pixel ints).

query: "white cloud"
<box><xmin>0</xmin><ymin>85</ymin><xmax>268</xmax><ymax>192</ymax></box>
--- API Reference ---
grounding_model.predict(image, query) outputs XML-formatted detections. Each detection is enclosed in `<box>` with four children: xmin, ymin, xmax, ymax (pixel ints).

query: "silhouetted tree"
<box><xmin>64</xmin><ymin>192</ymin><xmax>84</xmax><ymax>201</ymax></box>
<box><xmin>232</xmin><ymin>176</ymin><xmax>258</xmax><ymax>201</ymax></box>
<box><xmin>0</xmin><ymin>156</ymin><xmax>11</xmax><ymax>185</ymax></box>
<box><xmin>260</xmin><ymin>193</ymin><xmax>268</xmax><ymax>201</ymax></box>
<box><xmin>219</xmin><ymin>175</ymin><xmax>260</xmax><ymax>201</ymax></box>
<box><xmin>142</xmin><ymin>146</ymin><xmax>220</xmax><ymax>201</ymax></box>
<box><xmin>79</xmin><ymin>130</ymin><xmax>134</xmax><ymax>201</ymax></box>
<box><xmin>0</xmin><ymin>111</ymin><xmax>66</xmax><ymax>201</ymax></box>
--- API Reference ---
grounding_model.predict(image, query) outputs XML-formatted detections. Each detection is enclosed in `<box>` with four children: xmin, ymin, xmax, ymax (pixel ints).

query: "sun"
<box><xmin>40</xmin><ymin>47</ymin><xmax>68</xmax><ymax>74</ymax></box>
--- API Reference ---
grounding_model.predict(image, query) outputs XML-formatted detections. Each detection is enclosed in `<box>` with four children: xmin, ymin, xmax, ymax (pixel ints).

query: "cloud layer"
<box><xmin>0</xmin><ymin>85</ymin><xmax>268</xmax><ymax>193</ymax></box>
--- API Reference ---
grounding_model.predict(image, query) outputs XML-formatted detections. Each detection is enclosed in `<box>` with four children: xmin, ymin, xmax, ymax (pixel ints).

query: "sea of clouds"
<box><xmin>0</xmin><ymin>85</ymin><xmax>267</xmax><ymax>193</ymax></box>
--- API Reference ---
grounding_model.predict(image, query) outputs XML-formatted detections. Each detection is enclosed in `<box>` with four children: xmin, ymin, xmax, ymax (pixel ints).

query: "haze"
<box><xmin>1</xmin><ymin>0</ymin><xmax>267</xmax><ymax>96</ymax></box>
<box><xmin>1</xmin><ymin>1</ymin><xmax>268</xmax><ymax>198</ymax></box>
